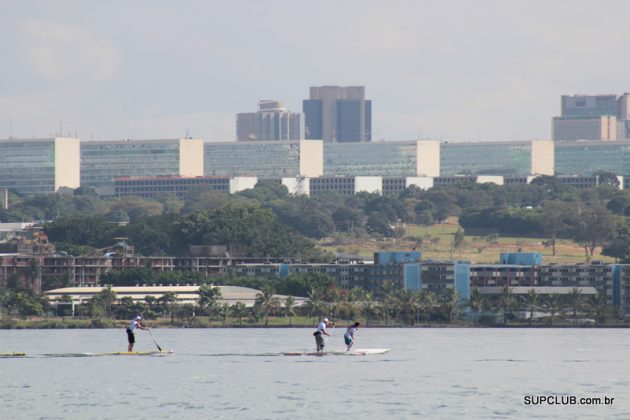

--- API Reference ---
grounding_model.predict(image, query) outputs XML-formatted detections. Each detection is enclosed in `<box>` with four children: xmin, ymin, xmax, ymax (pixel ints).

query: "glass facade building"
<box><xmin>554</xmin><ymin>140</ymin><xmax>630</xmax><ymax>176</ymax></box>
<box><xmin>82</xmin><ymin>140</ymin><xmax>181</xmax><ymax>195</ymax></box>
<box><xmin>0</xmin><ymin>138</ymin><xmax>80</xmax><ymax>195</ymax></box>
<box><xmin>204</xmin><ymin>140</ymin><xmax>323</xmax><ymax>178</ymax></box>
<box><xmin>440</xmin><ymin>141</ymin><xmax>534</xmax><ymax>176</ymax></box>
<box><xmin>81</xmin><ymin>139</ymin><xmax>203</xmax><ymax>196</ymax></box>
<box><xmin>324</xmin><ymin>141</ymin><xmax>418</xmax><ymax>176</ymax></box>
<box><xmin>0</xmin><ymin>140</ymin><xmax>55</xmax><ymax>194</ymax></box>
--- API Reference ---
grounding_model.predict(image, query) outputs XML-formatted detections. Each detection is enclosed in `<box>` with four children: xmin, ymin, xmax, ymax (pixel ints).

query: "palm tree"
<box><xmin>419</xmin><ymin>290</ymin><xmax>437</xmax><ymax>324</ymax></box>
<box><xmin>546</xmin><ymin>293</ymin><xmax>562</xmax><ymax>325</ymax></box>
<box><xmin>499</xmin><ymin>286</ymin><xmax>513</xmax><ymax>324</ymax></box>
<box><xmin>328</xmin><ymin>287</ymin><xmax>346</xmax><ymax>321</ymax></box>
<box><xmin>378</xmin><ymin>281</ymin><xmax>397</xmax><ymax>325</ymax></box>
<box><xmin>590</xmin><ymin>293</ymin><xmax>609</xmax><ymax>325</ymax></box>
<box><xmin>255</xmin><ymin>286</ymin><xmax>281</xmax><ymax>326</ymax></box>
<box><xmin>95</xmin><ymin>285</ymin><xmax>117</xmax><ymax>318</ymax></box>
<box><xmin>347</xmin><ymin>288</ymin><xmax>364</xmax><ymax>322</ymax></box>
<box><xmin>396</xmin><ymin>289</ymin><xmax>419</xmax><ymax>326</ymax></box>
<box><xmin>361</xmin><ymin>291</ymin><xmax>376</xmax><ymax>326</ymax></box>
<box><xmin>468</xmin><ymin>287</ymin><xmax>485</xmax><ymax>324</ymax></box>
<box><xmin>525</xmin><ymin>289</ymin><xmax>539</xmax><ymax>325</ymax></box>
<box><xmin>217</xmin><ymin>302</ymin><xmax>230</xmax><ymax>325</ymax></box>
<box><xmin>284</xmin><ymin>296</ymin><xmax>296</xmax><ymax>326</ymax></box>
<box><xmin>441</xmin><ymin>288</ymin><xmax>460</xmax><ymax>323</ymax></box>
<box><xmin>158</xmin><ymin>292</ymin><xmax>177</xmax><ymax>324</ymax></box>
<box><xmin>567</xmin><ymin>287</ymin><xmax>582</xmax><ymax>325</ymax></box>
<box><xmin>306</xmin><ymin>287</ymin><xmax>324</xmax><ymax>321</ymax></box>
<box><xmin>231</xmin><ymin>301</ymin><xmax>248</xmax><ymax>326</ymax></box>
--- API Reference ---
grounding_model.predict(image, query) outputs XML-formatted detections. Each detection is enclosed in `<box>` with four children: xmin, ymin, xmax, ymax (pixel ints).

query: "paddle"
<box><xmin>148</xmin><ymin>328</ymin><xmax>162</xmax><ymax>352</ymax></box>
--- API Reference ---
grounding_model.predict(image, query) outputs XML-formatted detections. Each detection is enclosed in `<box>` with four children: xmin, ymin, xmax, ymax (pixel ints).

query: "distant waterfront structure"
<box><xmin>303</xmin><ymin>86</ymin><xmax>371</xmax><ymax>143</ymax></box>
<box><xmin>552</xmin><ymin>93</ymin><xmax>630</xmax><ymax>141</ymax></box>
<box><xmin>0</xmin><ymin>137</ymin><xmax>80</xmax><ymax>195</ymax></box>
<box><xmin>236</xmin><ymin>100</ymin><xmax>303</xmax><ymax>141</ymax></box>
<box><xmin>81</xmin><ymin>138</ymin><xmax>204</xmax><ymax>196</ymax></box>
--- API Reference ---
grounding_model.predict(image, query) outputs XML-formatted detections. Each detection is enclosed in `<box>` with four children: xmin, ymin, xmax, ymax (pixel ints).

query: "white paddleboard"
<box><xmin>283</xmin><ymin>348</ymin><xmax>390</xmax><ymax>356</ymax></box>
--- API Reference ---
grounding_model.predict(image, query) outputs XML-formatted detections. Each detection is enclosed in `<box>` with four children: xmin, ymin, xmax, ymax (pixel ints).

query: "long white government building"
<box><xmin>2</xmin><ymin>137</ymin><xmax>630</xmax><ymax>197</ymax></box>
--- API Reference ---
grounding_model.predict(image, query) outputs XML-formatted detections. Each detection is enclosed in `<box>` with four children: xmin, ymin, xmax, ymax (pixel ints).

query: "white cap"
<box><xmin>323</xmin><ymin>318</ymin><xmax>329</xmax><ymax>323</ymax></box>
<box><xmin>135</xmin><ymin>316</ymin><xmax>142</xmax><ymax>320</ymax></box>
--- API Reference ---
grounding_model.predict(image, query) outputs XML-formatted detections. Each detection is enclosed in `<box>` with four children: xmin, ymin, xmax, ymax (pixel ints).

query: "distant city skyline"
<box><xmin>1</xmin><ymin>1</ymin><xmax>630</xmax><ymax>142</ymax></box>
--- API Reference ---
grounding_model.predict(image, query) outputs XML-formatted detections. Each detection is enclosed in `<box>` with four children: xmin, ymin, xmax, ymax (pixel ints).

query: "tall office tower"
<box><xmin>561</xmin><ymin>94</ymin><xmax>618</xmax><ymax>117</ymax></box>
<box><xmin>553</xmin><ymin>94</ymin><xmax>619</xmax><ymax>141</ymax></box>
<box><xmin>236</xmin><ymin>100</ymin><xmax>303</xmax><ymax>141</ymax></box>
<box><xmin>303</xmin><ymin>86</ymin><xmax>372</xmax><ymax>143</ymax></box>
<box><xmin>618</xmin><ymin>94</ymin><xmax>630</xmax><ymax>140</ymax></box>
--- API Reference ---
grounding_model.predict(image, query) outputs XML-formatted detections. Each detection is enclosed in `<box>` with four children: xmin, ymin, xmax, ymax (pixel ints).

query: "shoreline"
<box><xmin>1</xmin><ymin>318</ymin><xmax>629</xmax><ymax>329</ymax></box>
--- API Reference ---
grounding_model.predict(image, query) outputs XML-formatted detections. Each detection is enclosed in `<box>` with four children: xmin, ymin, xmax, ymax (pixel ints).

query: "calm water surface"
<box><xmin>1</xmin><ymin>328</ymin><xmax>629</xmax><ymax>419</ymax></box>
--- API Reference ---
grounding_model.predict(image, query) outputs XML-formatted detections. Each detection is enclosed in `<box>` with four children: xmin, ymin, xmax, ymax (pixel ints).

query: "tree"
<box><xmin>572</xmin><ymin>203</ymin><xmax>614</xmax><ymax>258</ymax></box>
<box><xmin>306</xmin><ymin>287</ymin><xmax>325</xmax><ymax>320</ymax></box>
<box><xmin>361</xmin><ymin>292</ymin><xmax>376</xmax><ymax>326</ymax></box>
<box><xmin>540</xmin><ymin>201</ymin><xmax>574</xmax><ymax>256</ymax></box>
<box><xmin>255</xmin><ymin>285</ymin><xmax>281</xmax><ymax>326</ymax></box>
<box><xmin>453</xmin><ymin>228</ymin><xmax>466</xmax><ymax>252</ymax></box>
<box><xmin>546</xmin><ymin>294</ymin><xmax>562</xmax><ymax>325</ymax></box>
<box><xmin>524</xmin><ymin>289</ymin><xmax>538</xmax><ymax>325</ymax></box>
<box><xmin>567</xmin><ymin>287</ymin><xmax>582</xmax><ymax>324</ymax></box>
<box><xmin>595</xmin><ymin>171</ymin><xmax>620</xmax><ymax>188</ymax></box>
<box><xmin>231</xmin><ymin>301</ymin><xmax>248</xmax><ymax>326</ymax></box>
<box><xmin>198</xmin><ymin>284</ymin><xmax>222</xmax><ymax>316</ymax></box>
<box><xmin>602</xmin><ymin>218</ymin><xmax>630</xmax><ymax>262</ymax></box>
<box><xmin>419</xmin><ymin>290</ymin><xmax>437</xmax><ymax>324</ymax></box>
<box><xmin>284</xmin><ymin>296</ymin><xmax>296</xmax><ymax>326</ymax></box>
<box><xmin>92</xmin><ymin>286</ymin><xmax>117</xmax><ymax>318</ymax></box>
<box><xmin>395</xmin><ymin>289</ymin><xmax>419</xmax><ymax>326</ymax></box>
<box><xmin>158</xmin><ymin>292</ymin><xmax>178</xmax><ymax>323</ymax></box>
<box><xmin>440</xmin><ymin>288</ymin><xmax>460</xmax><ymax>322</ymax></box>
<box><xmin>589</xmin><ymin>293</ymin><xmax>610</xmax><ymax>325</ymax></box>
<box><xmin>468</xmin><ymin>287</ymin><xmax>485</xmax><ymax>324</ymax></box>
<box><xmin>366</xmin><ymin>212</ymin><xmax>395</xmax><ymax>237</ymax></box>
<box><xmin>378</xmin><ymin>281</ymin><xmax>397</xmax><ymax>325</ymax></box>
<box><xmin>499</xmin><ymin>286</ymin><xmax>513</xmax><ymax>324</ymax></box>
<box><xmin>216</xmin><ymin>302</ymin><xmax>230</xmax><ymax>325</ymax></box>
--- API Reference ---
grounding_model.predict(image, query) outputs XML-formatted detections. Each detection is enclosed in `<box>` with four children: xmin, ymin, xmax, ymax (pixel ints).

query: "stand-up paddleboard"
<box><xmin>0</xmin><ymin>352</ymin><xmax>26</xmax><ymax>358</ymax></box>
<box><xmin>95</xmin><ymin>350</ymin><xmax>174</xmax><ymax>356</ymax></box>
<box><xmin>283</xmin><ymin>348</ymin><xmax>390</xmax><ymax>356</ymax></box>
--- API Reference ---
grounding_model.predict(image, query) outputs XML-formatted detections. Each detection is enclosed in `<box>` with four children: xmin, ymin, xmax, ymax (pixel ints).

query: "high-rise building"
<box><xmin>553</xmin><ymin>94</ymin><xmax>630</xmax><ymax>141</ymax></box>
<box><xmin>81</xmin><ymin>138</ymin><xmax>204</xmax><ymax>195</ymax></box>
<box><xmin>303</xmin><ymin>86</ymin><xmax>372</xmax><ymax>143</ymax></box>
<box><xmin>561</xmin><ymin>94</ymin><xmax>618</xmax><ymax>118</ymax></box>
<box><xmin>236</xmin><ymin>100</ymin><xmax>303</xmax><ymax>141</ymax></box>
<box><xmin>0</xmin><ymin>137</ymin><xmax>80</xmax><ymax>195</ymax></box>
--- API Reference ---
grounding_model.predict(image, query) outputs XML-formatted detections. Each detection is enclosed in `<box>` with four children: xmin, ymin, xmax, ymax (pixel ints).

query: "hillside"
<box><xmin>319</xmin><ymin>217</ymin><xmax>614</xmax><ymax>264</ymax></box>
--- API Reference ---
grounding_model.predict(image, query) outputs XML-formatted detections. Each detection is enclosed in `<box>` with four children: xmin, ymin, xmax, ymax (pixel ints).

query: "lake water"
<box><xmin>1</xmin><ymin>328</ymin><xmax>629</xmax><ymax>419</ymax></box>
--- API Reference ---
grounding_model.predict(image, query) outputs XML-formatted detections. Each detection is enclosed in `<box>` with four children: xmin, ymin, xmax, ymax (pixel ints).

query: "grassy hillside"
<box><xmin>319</xmin><ymin>217</ymin><xmax>614</xmax><ymax>264</ymax></box>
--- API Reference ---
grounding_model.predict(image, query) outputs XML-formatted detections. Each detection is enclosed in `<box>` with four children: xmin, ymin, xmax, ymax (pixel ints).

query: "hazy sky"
<box><xmin>1</xmin><ymin>1</ymin><xmax>629</xmax><ymax>142</ymax></box>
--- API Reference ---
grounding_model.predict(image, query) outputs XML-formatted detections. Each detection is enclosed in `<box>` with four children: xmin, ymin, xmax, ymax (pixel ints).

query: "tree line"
<box><xmin>3</xmin><ymin>273</ymin><xmax>621</xmax><ymax>327</ymax></box>
<box><xmin>4</xmin><ymin>174</ymin><xmax>630</xmax><ymax>260</ymax></box>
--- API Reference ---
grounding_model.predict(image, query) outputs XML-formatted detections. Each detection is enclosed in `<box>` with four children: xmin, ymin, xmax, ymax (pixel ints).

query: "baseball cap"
<box><xmin>135</xmin><ymin>316</ymin><xmax>142</xmax><ymax>320</ymax></box>
<box><xmin>323</xmin><ymin>318</ymin><xmax>329</xmax><ymax>323</ymax></box>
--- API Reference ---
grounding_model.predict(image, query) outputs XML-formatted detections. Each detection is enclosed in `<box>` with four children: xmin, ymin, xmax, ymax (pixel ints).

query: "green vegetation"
<box><xmin>3</xmin><ymin>282</ymin><xmax>626</xmax><ymax>328</ymax></box>
<box><xmin>3</xmin><ymin>177</ymin><xmax>630</xmax><ymax>263</ymax></box>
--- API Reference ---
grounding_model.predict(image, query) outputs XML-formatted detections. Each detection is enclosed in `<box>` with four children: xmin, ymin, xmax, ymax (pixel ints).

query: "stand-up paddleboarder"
<box><xmin>314</xmin><ymin>318</ymin><xmax>335</xmax><ymax>353</ymax></box>
<box><xmin>126</xmin><ymin>315</ymin><xmax>147</xmax><ymax>352</ymax></box>
<box><xmin>344</xmin><ymin>322</ymin><xmax>360</xmax><ymax>351</ymax></box>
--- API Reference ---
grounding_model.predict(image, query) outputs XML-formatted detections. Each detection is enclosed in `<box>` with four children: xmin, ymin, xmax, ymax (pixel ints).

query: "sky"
<box><xmin>1</xmin><ymin>1</ymin><xmax>629</xmax><ymax>142</ymax></box>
